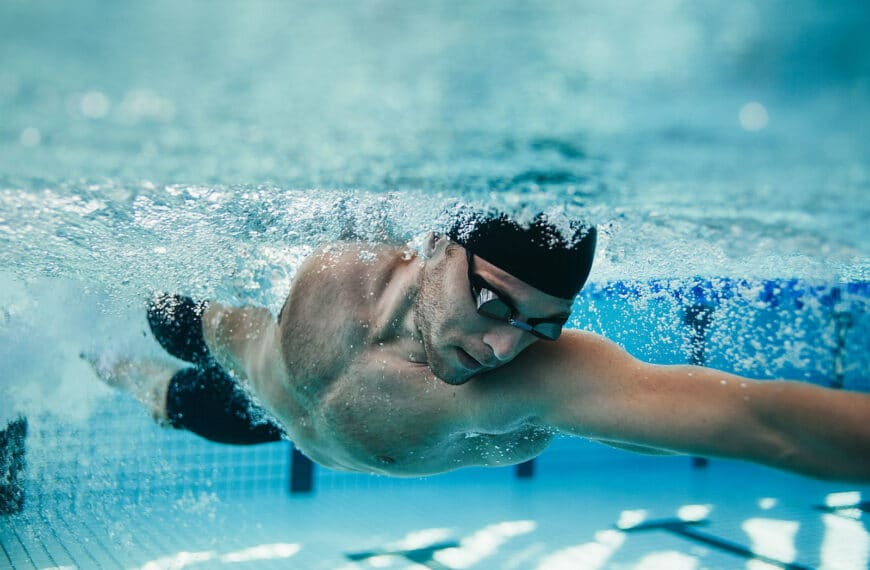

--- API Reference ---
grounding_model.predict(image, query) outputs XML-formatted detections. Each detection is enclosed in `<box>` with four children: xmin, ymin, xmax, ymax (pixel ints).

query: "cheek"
<box><xmin>446</xmin><ymin>289</ymin><xmax>476</xmax><ymax>328</ymax></box>
<box><xmin>432</xmin><ymin>302</ymin><xmax>462</xmax><ymax>339</ymax></box>
<box><xmin>422</xmin><ymin>254</ymin><xmax>478</xmax><ymax>340</ymax></box>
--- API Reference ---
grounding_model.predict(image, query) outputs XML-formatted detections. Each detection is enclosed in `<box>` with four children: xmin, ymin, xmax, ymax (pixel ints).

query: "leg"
<box><xmin>147</xmin><ymin>294</ymin><xmax>211</xmax><ymax>365</ymax></box>
<box><xmin>201</xmin><ymin>302</ymin><xmax>277</xmax><ymax>382</ymax></box>
<box><xmin>85</xmin><ymin>353</ymin><xmax>177</xmax><ymax>425</ymax></box>
<box><xmin>147</xmin><ymin>293</ymin><xmax>277</xmax><ymax>386</ymax></box>
<box><xmin>87</xmin><ymin>353</ymin><xmax>284</xmax><ymax>444</ymax></box>
<box><xmin>164</xmin><ymin>365</ymin><xmax>285</xmax><ymax>444</ymax></box>
<box><xmin>143</xmin><ymin>294</ymin><xmax>284</xmax><ymax>444</ymax></box>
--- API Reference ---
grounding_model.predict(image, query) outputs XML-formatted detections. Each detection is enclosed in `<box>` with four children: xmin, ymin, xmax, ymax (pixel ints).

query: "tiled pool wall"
<box><xmin>580</xmin><ymin>279</ymin><xmax>868</xmax><ymax>389</ymax></box>
<box><xmin>3</xmin><ymin>279</ymin><xmax>867</xmax><ymax>514</ymax></box>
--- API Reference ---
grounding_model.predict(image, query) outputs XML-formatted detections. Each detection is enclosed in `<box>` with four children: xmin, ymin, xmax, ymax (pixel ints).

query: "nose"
<box><xmin>482</xmin><ymin>324</ymin><xmax>527</xmax><ymax>364</ymax></box>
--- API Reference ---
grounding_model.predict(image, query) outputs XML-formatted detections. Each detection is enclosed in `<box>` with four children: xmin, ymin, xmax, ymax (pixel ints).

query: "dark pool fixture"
<box><xmin>684</xmin><ymin>302</ymin><xmax>715</xmax><ymax>470</ymax></box>
<box><xmin>290</xmin><ymin>446</ymin><xmax>314</xmax><ymax>494</ymax></box>
<box><xmin>0</xmin><ymin>416</ymin><xmax>27</xmax><ymax>515</ymax></box>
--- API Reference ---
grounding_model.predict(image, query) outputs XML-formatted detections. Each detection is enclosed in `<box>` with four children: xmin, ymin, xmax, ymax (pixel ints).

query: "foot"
<box><xmin>83</xmin><ymin>351</ymin><xmax>180</xmax><ymax>426</ymax></box>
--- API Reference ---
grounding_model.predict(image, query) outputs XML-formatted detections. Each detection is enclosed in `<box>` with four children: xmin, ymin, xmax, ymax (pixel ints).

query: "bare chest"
<box><xmin>306</xmin><ymin>362</ymin><xmax>554</xmax><ymax>476</ymax></box>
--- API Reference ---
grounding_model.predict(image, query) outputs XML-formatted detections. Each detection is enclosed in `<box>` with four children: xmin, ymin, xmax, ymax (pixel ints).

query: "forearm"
<box><xmin>594</xmin><ymin>439</ymin><xmax>678</xmax><ymax>455</ymax></box>
<box><xmin>630</xmin><ymin>367</ymin><xmax>870</xmax><ymax>482</ymax></box>
<box><xmin>752</xmin><ymin>380</ymin><xmax>870</xmax><ymax>482</ymax></box>
<box><xmin>506</xmin><ymin>331</ymin><xmax>870</xmax><ymax>482</ymax></box>
<box><xmin>615</xmin><ymin>367</ymin><xmax>870</xmax><ymax>482</ymax></box>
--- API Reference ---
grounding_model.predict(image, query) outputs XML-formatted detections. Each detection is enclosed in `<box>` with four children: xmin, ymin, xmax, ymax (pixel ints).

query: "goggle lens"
<box><xmin>528</xmin><ymin>321</ymin><xmax>562</xmax><ymax>340</ymax></box>
<box><xmin>469</xmin><ymin>264</ymin><xmax>564</xmax><ymax>341</ymax></box>
<box><xmin>477</xmin><ymin>297</ymin><xmax>513</xmax><ymax>321</ymax></box>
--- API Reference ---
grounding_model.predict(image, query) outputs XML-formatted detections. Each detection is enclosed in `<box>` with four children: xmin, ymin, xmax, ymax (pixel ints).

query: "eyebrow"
<box><xmin>474</xmin><ymin>274</ymin><xmax>571</xmax><ymax>322</ymax></box>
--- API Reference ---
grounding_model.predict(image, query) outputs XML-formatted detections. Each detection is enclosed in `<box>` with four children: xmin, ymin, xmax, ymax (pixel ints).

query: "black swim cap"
<box><xmin>447</xmin><ymin>210</ymin><xmax>597</xmax><ymax>299</ymax></box>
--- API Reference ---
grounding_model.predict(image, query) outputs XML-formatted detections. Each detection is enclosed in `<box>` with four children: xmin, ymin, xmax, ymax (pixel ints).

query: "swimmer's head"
<box><xmin>445</xmin><ymin>210</ymin><xmax>597</xmax><ymax>299</ymax></box>
<box><xmin>413</xmin><ymin>209</ymin><xmax>596</xmax><ymax>385</ymax></box>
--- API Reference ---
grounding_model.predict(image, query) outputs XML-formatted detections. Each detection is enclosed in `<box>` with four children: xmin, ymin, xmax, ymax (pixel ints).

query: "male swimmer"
<box><xmin>92</xmin><ymin>211</ymin><xmax>870</xmax><ymax>481</ymax></box>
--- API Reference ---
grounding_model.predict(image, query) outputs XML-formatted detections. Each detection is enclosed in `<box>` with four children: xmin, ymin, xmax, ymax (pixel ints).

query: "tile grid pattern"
<box><xmin>22</xmin><ymin>396</ymin><xmax>292</xmax><ymax>511</ymax></box>
<box><xmin>3</xmin><ymin>466</ymin><xmax>869</xmax><ymax>570</ymax></box>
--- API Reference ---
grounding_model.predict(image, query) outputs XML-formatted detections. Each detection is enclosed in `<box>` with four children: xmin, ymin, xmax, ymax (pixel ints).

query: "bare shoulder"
<box><xmin>459</xmin><ymin>330</ymin><xmax>642</xmax><ymax>431</ymax></box>
<box><xmin>286</xmin><ymin>241</ymin><xmax>410</xmax><ymax>320</ymax></box>
<box><xmin>278</xmin><ymin>242</ymin><xmax>408</xmax><ymax>390</ymax></box>
<box><xmin>481</xmin><ymin>329</ymin><xmax>635</xmax><ymax>390</ymax></box>
<box><xmin>300</xmin><ymin>241</ymin><xmax>400</xmax><ymax>273</ymax></box>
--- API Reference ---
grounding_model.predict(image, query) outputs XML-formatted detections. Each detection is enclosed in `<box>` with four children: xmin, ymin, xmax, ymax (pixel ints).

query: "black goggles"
<box><xmin>465</xmin><ymin>249</ymin><xmax>565</xmax><ymax>340</ymax></box>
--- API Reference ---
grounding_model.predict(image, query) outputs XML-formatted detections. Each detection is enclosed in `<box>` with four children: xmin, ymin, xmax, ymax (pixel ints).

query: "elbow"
<box><xmin>766</xmin><ymin>438</ymin><xmax>870</xmax><ymax>484</ymax></box>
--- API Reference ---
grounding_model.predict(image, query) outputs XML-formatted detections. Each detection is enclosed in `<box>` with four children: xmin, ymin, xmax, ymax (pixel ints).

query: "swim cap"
<box><xmin>447</xmin><ymin>210</ymin><xmax>597</xmax><ymax>299</ymax></box>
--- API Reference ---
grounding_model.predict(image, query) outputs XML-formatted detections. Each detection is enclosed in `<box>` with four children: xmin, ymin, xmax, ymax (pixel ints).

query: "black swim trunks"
<box><xmin>147</xmin><ymin>294</ymin><xmax>284</xmax><ymax>445</ymax></box>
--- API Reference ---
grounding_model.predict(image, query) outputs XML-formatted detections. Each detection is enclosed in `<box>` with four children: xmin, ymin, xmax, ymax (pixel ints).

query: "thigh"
<box><xmin>166</xmin><ymin>365</ymin><xmax>284</xmax><ymax>445</ymax></box>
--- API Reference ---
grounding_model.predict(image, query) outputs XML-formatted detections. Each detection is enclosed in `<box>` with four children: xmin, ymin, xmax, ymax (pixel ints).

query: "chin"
<box><xmin>427</xmin><ymin>349</ymin><xmax>473</xmax><ymax>385</ymax></box>
<box><xmin>437</xmin><ymin>370</ymin><xmax>473</xmax><ymax>386</ymax></box>
<box><xmin>428</xmin><ymin>359</ymin><xmax>469</xmax><ymax>385</ymax></box>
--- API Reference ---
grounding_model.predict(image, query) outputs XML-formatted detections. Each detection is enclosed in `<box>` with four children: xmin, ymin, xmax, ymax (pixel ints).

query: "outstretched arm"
<box><xmin>481</xmin><ymin>330</ymin><xmax>870</xmax><ymax>482</ymax></box>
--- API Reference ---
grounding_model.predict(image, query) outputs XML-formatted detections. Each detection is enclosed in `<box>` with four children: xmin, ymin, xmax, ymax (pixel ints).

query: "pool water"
<box><xmin>1</xmin><ymin>1</ymin><xmax>869</xmax><ymax>568</ymax></box>
<box><xmin>2</xmin><ymin>280</ymin><xmax>868</xmax><ymax>569</ymax></box>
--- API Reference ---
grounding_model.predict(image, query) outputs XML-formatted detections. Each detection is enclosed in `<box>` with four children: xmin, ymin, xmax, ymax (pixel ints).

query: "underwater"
<box><xmin>1</xmin><ymin>1</ymin><xmax>869</xmax><ymax>568</ymax></box>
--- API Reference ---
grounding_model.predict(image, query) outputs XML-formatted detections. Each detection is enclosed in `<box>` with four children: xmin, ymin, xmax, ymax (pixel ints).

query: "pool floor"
<box><xmin>3</xmin><ymin>458</ymin><xmax>868</xmax><ymax>569</ymax></box>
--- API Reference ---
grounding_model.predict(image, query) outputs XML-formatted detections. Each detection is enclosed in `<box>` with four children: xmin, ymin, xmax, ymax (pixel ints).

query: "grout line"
<box><xmin>55</xmin><ymin>508</ymin><xmax>102</xmax><ymax>569</ymax></box>
<box><xmin>0</xmin><ymin>533</ymin><xmax>15</xmax><ymax>569</ymax></box>
<box><xmin>3</xmin><ymin>521</ymin><xmax>36</xmax><ymax>569</ymax></box>
<box><xmin>12</xmin><ymin>523</ymin><xmax>56</xmax><ymax>569</ymax></box>
<box><xmin>40</xmin><ymin>510</ymin><xmax>77</xmax><ymax>567</ymax></box>
<box><xmin>77</xmin><ymin>508</ymin><xmax>127</xmax><ymax>568</ymax></box>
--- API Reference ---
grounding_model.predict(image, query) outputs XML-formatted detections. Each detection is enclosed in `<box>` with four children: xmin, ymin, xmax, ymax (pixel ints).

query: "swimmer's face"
<box><xmin>415</xmin><ymin>238</ymin><xmax>574</xmax><ymax>385</ymax></box>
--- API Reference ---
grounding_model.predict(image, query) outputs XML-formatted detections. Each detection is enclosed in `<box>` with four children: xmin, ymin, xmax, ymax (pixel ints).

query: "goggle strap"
<box><xmin>508</xmin><ymin>318</ymin><xmax>534</xmax><ymax>333</ymax></box>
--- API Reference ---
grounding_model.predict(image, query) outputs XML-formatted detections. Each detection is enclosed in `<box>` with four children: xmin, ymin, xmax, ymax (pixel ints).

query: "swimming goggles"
<box><xmin>466</xmin><ymin>249</ymin><xmax>565</xmax><ymax>340</ymax></box>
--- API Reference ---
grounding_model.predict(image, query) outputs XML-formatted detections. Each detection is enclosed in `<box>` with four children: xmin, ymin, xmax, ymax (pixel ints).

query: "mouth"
<box><xmin>455</xmin><ymin>347</ymin><xmax>483</xmax><ymax>372</ymax></box>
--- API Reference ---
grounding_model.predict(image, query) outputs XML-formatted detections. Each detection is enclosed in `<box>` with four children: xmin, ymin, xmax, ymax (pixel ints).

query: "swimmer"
<box><xmin>92</xmin><ymin>211</ymin><xmax>870</xmax><ymax>481</ymax></box>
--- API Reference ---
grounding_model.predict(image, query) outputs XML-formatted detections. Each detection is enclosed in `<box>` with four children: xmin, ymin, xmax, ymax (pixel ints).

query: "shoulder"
<box><xmin>289</xmin><ymin>242</ymin><xmax>410</xmax><ymax>300</ymax></box>
<box><xmin>479</xmin><ymin>329</ymin><xmax>627</xmax><ymax>386</ymax></box>
<box><xmin>286</xmin><ymin>241</ymin><xmax>412</xmax><ymax>323</ymax></box>
<box><xmin>277</xmin><ymin>242</ymin><xmax>409</xmax><ymax>388</ymax></box>
<box><xmin>462</xmin><ymin>330</ymin><xmax>641</xmax><ymax>427</ymax></box>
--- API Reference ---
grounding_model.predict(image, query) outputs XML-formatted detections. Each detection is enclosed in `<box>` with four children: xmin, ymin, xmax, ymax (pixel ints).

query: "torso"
<box><xmin>260</xmin><ymin>242</ymin><xmax>554</xmax><ymax>476</ymax></box>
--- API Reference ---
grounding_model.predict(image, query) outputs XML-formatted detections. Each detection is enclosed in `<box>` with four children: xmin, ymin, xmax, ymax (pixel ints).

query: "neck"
<box><xmin>371</xmin><ymin>250</ymin><xmax>424</xmax><ymax>347</ymax></box>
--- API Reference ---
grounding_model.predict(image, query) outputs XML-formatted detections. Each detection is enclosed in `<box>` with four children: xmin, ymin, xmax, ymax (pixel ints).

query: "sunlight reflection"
<box><xmin>219</xmin><ymin>542</ymin><xmax>301</xmax><ymax>562</ymax></box>
<box><xmin>824</xmin><ymin>491</ymin><xmax>861</xmax><ymax>508</ymax></box>
<box><xmin>757</xmin><ymin>498</ymin><xmax>777</xmax><ymax>510</ymax></box>
<box><xmin>365</xmin><ymin>555</ymin><xmax>396</xmax><ymax>567</ymax></box>
<box><xmin>394</xmin><ymin>528</ymin><xmax>453</xmax><ymax>550</ymax></box>
<box><xmin>535</xmin><ymin>529</ymin><xmax>625</xmax><ymax>570</ymax></box>
<box><xmin>139</xmin><ymin>550</ymin><xmax>214</xmax><ymax>570</ymax></box>
<box><xmin>820</xmin><ymin>513</ymin><xmax>869</xmax><ymax>569</ymax></box>
<box><xmin>633</xmin><ymin>550</ymin><xmax>698</xmax><ymax>570</ymax></box>
<box><xmin>136</xmin><ymin>542</ymin><xmax>302</xmax><ymax>569</ymax></box>
<box><xmin>434</xmin><ymin>520</ymin><xmax>536</xmax><ymax>568</ymax></box>
<box><xmin>677</xmin><ymin>504</ymin><xmax>712</xmax><ymax>522</ymax></box>
<box><xmin>617</xmin><ymin>509</ymin><xmax>648</xmax><ymax>530</ymax></box>
<box><xmin>742</xmin><ymin>518</ymin><xmax>798</xmax><ymax>568</ymax></box>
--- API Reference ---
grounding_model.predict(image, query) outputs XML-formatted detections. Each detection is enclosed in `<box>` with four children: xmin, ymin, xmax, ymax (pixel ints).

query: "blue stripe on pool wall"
<box><xmin>574</xmin><ymin>278</ymin><xmax>868</xmax><ymax>390</ymax></box>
